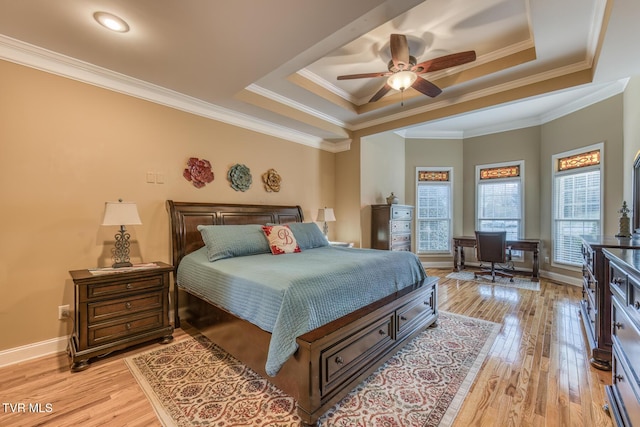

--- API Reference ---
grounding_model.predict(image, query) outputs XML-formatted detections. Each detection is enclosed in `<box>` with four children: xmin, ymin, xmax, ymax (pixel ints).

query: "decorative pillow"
<box><xmin>262</xmin><ymin>225</ymin><xmax>301</xmax><ymax>255</ymax></box>
<box><xmin>197</xmin><ymin>224</ymin><xmax>270</xmax><ymax>262</ymax></box>
<box><xmin>286</xmin><ymin>222</ymin><xmax>329</xmax><ymax>250</ymax></box>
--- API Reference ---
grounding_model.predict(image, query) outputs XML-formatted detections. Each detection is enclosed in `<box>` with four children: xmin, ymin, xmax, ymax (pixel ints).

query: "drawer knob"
<box><xmin>614</xmin><ymin>374</ymin><xmax>624</xmax><ymax>382</ymax></box>
<box><xmin>126</xmin><ymin>322</ymin><xmax>132</xmax><ymax>330</ymax></box>
<box><xmin>613</xmin><ymin>277</ymin><xmax>624</xmax><ymax>285</ymax></box>
<box><xmin>613</xmin><ymin>322</ymin><xmax>623</xmax><ymax>329</ymax></box>
<box><xmin>335</xmin><ymin>356</ymin><xmax>344</xmax><ymax>365</ymax></box>
<box><xmin>126</xmin><ymin>283</ymin><xmax>133</xmax><ymax>289</ymax></box>
<box><xmin>125</xmin><ymin>302</ymin><xmax>132</xmax><ymax>310</ymax></box>
<box><xmin>400</xmin><ymin>315</ymin><xmax>407</xmax><ymax>321</ymax></box>
<box><xmin>378</xmin><ymin>329</ymin><xmax>386</xmax><ymax>335</ymax></box>
<box><xmin>635</xmin><ymin>301</ymin><xmax>640</xmax><ymax>310</ymax></box>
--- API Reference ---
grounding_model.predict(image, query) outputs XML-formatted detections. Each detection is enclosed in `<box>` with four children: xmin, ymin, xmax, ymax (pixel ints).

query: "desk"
<box><xmin>453</xmin><ymin>236</ymin><xmax>540</xmax><ymax>282</ymax></box>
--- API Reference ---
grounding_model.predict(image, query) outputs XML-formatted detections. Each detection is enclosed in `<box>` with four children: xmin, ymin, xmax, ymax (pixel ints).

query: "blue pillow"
<box><xmin>197</xmin><ymin>224</ymin><xmax>270</xmax><ymax>261</ymax></box>
<box><xmin>286</xmin><ymin>222</ymin><xmax>329</xmax><ymax>250</ymax></box>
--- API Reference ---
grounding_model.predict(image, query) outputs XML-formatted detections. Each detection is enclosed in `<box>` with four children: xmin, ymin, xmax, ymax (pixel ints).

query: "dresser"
<box><xmin>371</xmin><ymin>204</ymin><xmax>413</xmax><ymax>251</ymax></box>
<box><xmin>580</xmin><ymin>236</ymin><xmax>640</xmax><ymax>370</ymax></box>
<box><xmin>602</xmin><ymin>248</ymin><xmax>640</xmax><ymax>427</ymax></box>
<box><xmin>68</xmin><ymin>262</ymin><xmax>174</xmax><ymax>372</ymax></box>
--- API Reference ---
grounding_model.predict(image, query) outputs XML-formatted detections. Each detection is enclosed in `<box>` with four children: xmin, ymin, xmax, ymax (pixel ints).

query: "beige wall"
<box><xmin>540</xmin><ymin>94</ymin><xmax>624</xmax><ymax>277</ymax></box>
<box><xmin>624</xmin><ymin>76</ymin><xmax>640</xmax><ymax>207</ymax></box>
<box><xmin>462</xmin><ymin>127</ymin><xmax>541</xmax><ymax>268</ymax></box>
<box><xmin>345</xmin><ymin>95</ymin><xmax>625</xmax><ymax>280</ymax></box>
<box><xmin>0</xmin><ymin>60</ymin><xmax>335</xmax><ymax>351</ymax></box>
<box><xmin>405</xmin><ymin>138</ymin><xmax>464</xmax><ymax>262</ymax></box>
<box><xmin>360</xmin><ymin>132</ymin><xmax>406</xmax><ymax>247</ymax></box>
<box><xmin>0</xmin><ymin>55</ymin><xmax>634</xmax><ymax>353</ymax></box>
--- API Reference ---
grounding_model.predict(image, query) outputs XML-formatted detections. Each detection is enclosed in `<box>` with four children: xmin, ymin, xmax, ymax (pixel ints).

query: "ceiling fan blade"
<box><xmin>412</xmin><ymin>50</ymin><xmax>477</xmax><ymax>74</ymax></box>
<box><xmin>412</xmin><ymin>76</ymin><xmax>442</xmax><ymax>98</ymax></box>
<box><xmin>337</xmin><ymin>71</ymin><xmax>392</xmax><ymax>80</ymax></box>
<box><xmin>390</xmin><ymin>34</ymin><xmax>410</xmax><ymax>70</ymax></box>
<box><xmin>369</xmin><ymin>83</ymin><xmax>392</xmax><ymax>103</ymax></box>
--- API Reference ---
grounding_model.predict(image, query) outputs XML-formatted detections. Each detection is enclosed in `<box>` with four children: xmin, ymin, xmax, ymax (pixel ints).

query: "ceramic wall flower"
<box><xmin>183</xmin><ymin>157</ymin><xmax>214</xmax><ymax>188</ymax></box>
<box><xmin>228</xmin><ymin>163</ymin><xmax>252</xmax><ymax>192</ymax></box>
<box><xmin>262</xmin><ymin>168</ymin><xmax>281</xmax><ymax>192</ymax></box>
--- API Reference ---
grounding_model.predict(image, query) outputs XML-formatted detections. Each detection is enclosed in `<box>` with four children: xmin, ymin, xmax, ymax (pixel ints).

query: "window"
<box><xmin>416</xmin><ymin>168</ymin><xmax>453</xmax><ymax>254</ymax></box>
<box><xmin>476</xmin><ymin>161</ymin><xmax>524</xmax><ymax>246</ymax></box>
<box><xmin>552</xmin><ymin>144</ymin><xmax>603</xmax><ymax>267</ymax></box>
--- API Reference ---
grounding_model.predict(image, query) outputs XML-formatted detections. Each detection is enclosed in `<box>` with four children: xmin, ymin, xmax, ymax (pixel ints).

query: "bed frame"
<box><xmin>167</xmin><ymin>200</ymin><xmax>438</xmax><ymax>426</ymax></box>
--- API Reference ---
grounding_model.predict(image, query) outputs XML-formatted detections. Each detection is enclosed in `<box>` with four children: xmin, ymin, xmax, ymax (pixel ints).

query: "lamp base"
<box><xmin>112</xmin><ymin>261</ymin><xmax>133</xmax><ymax>268</ymax></box>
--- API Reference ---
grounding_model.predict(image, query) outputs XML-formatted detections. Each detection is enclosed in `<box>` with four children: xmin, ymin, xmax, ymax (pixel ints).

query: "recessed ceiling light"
<box><xmin>93</xmin><ymin>12</ymin><xmax>129</xmax><ymax>33</ymax></box>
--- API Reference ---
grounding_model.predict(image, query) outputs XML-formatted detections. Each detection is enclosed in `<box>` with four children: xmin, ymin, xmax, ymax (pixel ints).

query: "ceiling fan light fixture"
<box><xmin>387</xmin><ymin>71</ymin><xmax>417</xmax><ymax>91</ymax></box>
<box><xmin>93</xmin><ymin>12</ymin><xmax>130</xmax><ymax>33</ymax></box>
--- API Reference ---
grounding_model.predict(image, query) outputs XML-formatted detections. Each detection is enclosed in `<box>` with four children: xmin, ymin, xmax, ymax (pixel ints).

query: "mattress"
<box><xmin>177</xmin><ymin>245</ymin><xmax>427</xmax><ymax>375</ymax></box>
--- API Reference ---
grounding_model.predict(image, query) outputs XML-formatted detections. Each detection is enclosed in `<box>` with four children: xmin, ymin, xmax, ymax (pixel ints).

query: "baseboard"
<box><xmin>0</xmin><ymin>336</ymin><xmax>68</xmax><ymax>368</ymax></box>
<box><xmin>540</xmin><ymin>270</ymin><xmax>582</xmax><ymax>287</ymax></box>
<box><xmin>0</xmin><ymin>308</ymin><xmax>178</xmax><ymax>368</ymax></box>
<box><xmin>422</xmin><ymin>261</ymin><xmax>582</xmax><ymax>287</ymax></box>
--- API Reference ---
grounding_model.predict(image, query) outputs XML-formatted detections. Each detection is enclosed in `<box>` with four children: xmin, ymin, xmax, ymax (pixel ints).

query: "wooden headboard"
<box><xmin>166</xmin><ymin>200</ymin><xmax>304</xmax><ymax>269</ymax></box>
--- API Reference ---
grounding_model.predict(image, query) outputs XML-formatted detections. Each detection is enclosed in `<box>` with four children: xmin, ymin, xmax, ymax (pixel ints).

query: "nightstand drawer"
<box><xmin>88</xmin><ymin>291</ymin><xmax>163</xmax><ymax>323</ymax></box>
<box><xmin>87</xmin><ymin>276</ymin><xmax>163</xmax><ymax>300</ymax></box>
<box><xmin>88</xmin><ymin>311</ymin><xmax>164</xmax><ymax>346</ymax></box>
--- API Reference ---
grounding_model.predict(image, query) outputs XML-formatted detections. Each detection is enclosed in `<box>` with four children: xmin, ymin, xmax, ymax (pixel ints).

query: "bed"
<box><xmin>167</xmin><ymin>200</ymin><xmax>438</xmax><ymax>426</ymax></box>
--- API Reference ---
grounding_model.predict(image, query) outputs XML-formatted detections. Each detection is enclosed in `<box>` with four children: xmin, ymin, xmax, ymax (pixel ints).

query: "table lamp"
<box><xmin>316</xmin><ymin>207</ymin><xmax>336</xmax><ymax>238</ymax></box>
<box><xmin>102</xmin><ymin>199</ymin><xmax>142</xmax><ymax>267</ymax></box>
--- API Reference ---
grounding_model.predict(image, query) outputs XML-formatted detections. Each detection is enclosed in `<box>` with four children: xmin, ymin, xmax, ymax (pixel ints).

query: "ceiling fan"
<box><xmin>337</xmin><ymin>34</ymin><xmax>476</xmax><ymax>103</ymax></box>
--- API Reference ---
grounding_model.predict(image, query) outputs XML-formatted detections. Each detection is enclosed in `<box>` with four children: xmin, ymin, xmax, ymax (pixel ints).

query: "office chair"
<box><xmin>474</xmin><ymin>231</ymin><xmax>514</xmax><ymax>283</ymax></box>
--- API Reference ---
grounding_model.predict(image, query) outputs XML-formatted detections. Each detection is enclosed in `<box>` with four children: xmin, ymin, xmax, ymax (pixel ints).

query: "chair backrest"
<box><xmin>475</xmin><ymin>231</ymin><xmax>507</xmax><ymax>263</ymax></box>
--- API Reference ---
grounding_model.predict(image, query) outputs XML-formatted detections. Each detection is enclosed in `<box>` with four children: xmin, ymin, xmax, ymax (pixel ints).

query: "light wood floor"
<box><xmin>0</xmin><ymin>270</ymin><xmax>615</xmax><ymax>427</ymax></box>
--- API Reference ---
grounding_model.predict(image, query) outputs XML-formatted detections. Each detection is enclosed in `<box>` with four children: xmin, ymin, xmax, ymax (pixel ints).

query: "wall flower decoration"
<box><xmin>262</xmin><ymin>168</ymin><xmax>281</xmax><ymax>192</ymax></box>
<box><xmin>183</xmin><ymin>157</ymin><xmax>214</xmax><ymax>188</ymax></box>
<box><xmin>227</xmin><ymin>163</ymin><xmax>252</xmax><ymax>192</ymax></box>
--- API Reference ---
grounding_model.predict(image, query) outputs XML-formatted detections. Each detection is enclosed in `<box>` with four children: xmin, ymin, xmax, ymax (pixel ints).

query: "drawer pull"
<box><xmin>613</xmin><ymin>322</ymin><xmax>623</xmax><ymax>329</ymax></box>
<box><xmin>400</xmin><ymin>316</ymin><xmax>407</xmax><ymax>321</ymax></box>
<box><xmin>378</xmin><ymin>329</ymin><xmax>386</xmax><ymax>335</ymax></box>
<box><xmin>126</xmin><ymin>283</ymin><xmax>133</xmax><ymax>289</ymax></box>
<box><xmin>612</xmin><ymin>277</ymin><xmax>624</xmax><ymax>285</ymax></box>
<box><xmin>126</xmin><ymin>322</ymin><xmax>132</xmax><ymax>330</ymax></box>
<box><xmin>125</xmin><ymin>302</ymin><xmax>132</xmax><ymax>310</ymax></box>
<box><xmin>614</xmin><ymin>374</ymin><xmax>624</xmax><ymax>382</ymax></box>
<box><xmin>635</xmin><ymin>301</ymin><xmax>640</xmax><ymax>310</ymax></box>
<box><xmin>335</xmin><ymin>356</ymin><xmax>344</xmax><ymax>365</ymax></box>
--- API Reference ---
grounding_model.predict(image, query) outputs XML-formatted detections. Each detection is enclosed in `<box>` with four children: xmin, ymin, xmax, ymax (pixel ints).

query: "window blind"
<box><xmin>416</xmin><ymin>179</ymin><xmax>451</xmax><ymax>253</ymax></box>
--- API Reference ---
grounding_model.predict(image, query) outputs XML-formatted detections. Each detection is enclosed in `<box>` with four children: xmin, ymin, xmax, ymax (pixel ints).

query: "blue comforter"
<box><xmin>177</xmin><ymin>245</ymin><xmax>427</xmax><ymax>376</ymax></box>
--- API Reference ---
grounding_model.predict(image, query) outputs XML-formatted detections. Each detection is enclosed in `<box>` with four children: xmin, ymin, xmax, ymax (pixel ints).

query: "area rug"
<box><xmin>445</xmin><ymin>271</ymin><xmax>540</xmax><ymax>291</ymax></box>
<box><xmin>125</xmin><ymin>312</ymin><xmax>500</xmax><ymax>427</ymax></box>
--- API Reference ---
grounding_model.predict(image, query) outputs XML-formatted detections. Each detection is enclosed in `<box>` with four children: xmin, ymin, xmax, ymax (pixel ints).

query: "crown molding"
<box><xmin>246</xmin><ymin>83</ymin><xmax>349</xmax><ymax>129</ymax></box>
<box><xmin>397</xmin><ymin>77</ymin><xmax>627</xmax><ymax>139</ymax></box>
<box><xmin>0</xmin><ymin>34</ymin><xmax>347</xmax><ymax>152</ymax></box>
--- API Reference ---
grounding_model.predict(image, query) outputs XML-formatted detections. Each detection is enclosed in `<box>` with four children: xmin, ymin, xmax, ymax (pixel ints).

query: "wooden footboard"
<box><xmin>181</xmin><ymin>277</ymin><xmax>438</xmax><ymax>425</ymax></box>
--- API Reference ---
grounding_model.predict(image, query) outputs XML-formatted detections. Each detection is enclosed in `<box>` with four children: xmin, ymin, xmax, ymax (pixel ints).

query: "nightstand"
<box><xmin>67</xmin><ymin>262</ymin><xmax>174</xmax><ymax>372</ymax></box>
<box><xmin>330</xmin><ymin>241</ymin><xmax>354</xmax><ymax>248</ymax></box>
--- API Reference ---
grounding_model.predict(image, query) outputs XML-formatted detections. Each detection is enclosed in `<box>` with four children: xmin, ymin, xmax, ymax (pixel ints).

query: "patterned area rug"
<box><xmin>446</xmin><ymin>271</ymin><xmax>540</xmax><ymax>291</ymax></box>
<box><xmin>125</xmin><ymin>312</ymin><xmax>500</xmax><ymax>427</ymax></box>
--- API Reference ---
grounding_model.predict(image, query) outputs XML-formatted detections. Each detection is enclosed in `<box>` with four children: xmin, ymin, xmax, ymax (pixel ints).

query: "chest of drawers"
<box><xmin>580</xmin><ymin>236</ymin><xmax>640</xmax><ymax>370</ymax></box>
<box><xmin>371</xmin><ymin>204</ymin><xmax>413</xmax><ymax>251</ymax></box>
<box><xmin>603</xmin><ymin>248</ymin><xmax>640</xmax><ymax>427</ymax></box>
<box><xmin>68</xmin><ymin>262</ymin><xmax>174</xmax><ymax>371</ymax></box>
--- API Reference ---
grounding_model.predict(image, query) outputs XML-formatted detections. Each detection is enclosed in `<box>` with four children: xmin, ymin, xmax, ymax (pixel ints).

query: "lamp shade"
<box><xmin>101</xmin><ymin>201</ymin><xmax>142</xmax><ymax>226</ymax></box>
<box><xmin>387</xmin><ymin>70</ymin><xmax>417</xmax><ymax>91</ymax></box>
<box><xmin>316</xmin><ymin>207</ymin><xmax>336</xmax><ymax>222</ymax></box>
